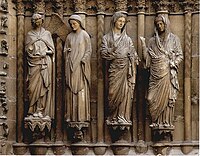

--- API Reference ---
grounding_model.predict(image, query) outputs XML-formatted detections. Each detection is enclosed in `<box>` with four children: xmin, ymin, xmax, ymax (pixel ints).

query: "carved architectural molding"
<box><xmin>0</xmin><ymin>80</ymin><xmax>8</xmax><ymax>140</ymax></box>
<box><xmin>152</xmin><ymin>0</ymin><xmax>171</xmax><ymax>13</ymax></box>
<box><xmin>180</xmin><ymin>0</ymin><xmax>198</xmax><ymax>12</ymax></box>
<box><xmin>73</xmin><ymin>0</ymin><xmax>86</xmax><ymax>12</ymax></box>
<box><xmin>32</xmin><ymin>0</ymin><xmax>45</xmax><ymax>13</ymax></box>
<box><xmin>97</xmin><ymin>0</ymin><xmax>105</xmax><ymax>12</ymax></box>
<box><xmin>0</xmin><ymin>81</ymin><xmax>7</xmax><ymax>117</ymax></box>
<box><xmin>0</xmin><ymin>0</ymin><xmax>8</xmax><ymax>13</ymax></box>
<box><xmin>136</xmin><ymin>0</ymin><xmax>147</xmax><ymax>12</ymax></box>
<box><xmin>16</xmin><ymin>1</ymin><xmax>24</xmax><ymax>15</ymax></box>
<box><xmin>114</xmin><ymin>0</ymin><xmax>127</xmax><ymax>12</ymax></box>
<box><xmin>52</xmin><ymin>0</ymin><xmax>64</xmax><ymax>17</ymax></box>
<box><xmin>0</xmin><ymin>39</ymin><xmax>8</xmax><ymax>56</ymax></box>
<box><xmin>0</xmin><ymin>15</ymin><xmax>7</xmax><ymax>34</ymax></box>
<box><xmin>0</xmin><ymin>122</ymin><xmax>8</xmax><ymax>139</ymax></box>
<box><xmin>24</xmin><ymin>116</ymin><xmax>51</xmax><ymax>132</ymax></box>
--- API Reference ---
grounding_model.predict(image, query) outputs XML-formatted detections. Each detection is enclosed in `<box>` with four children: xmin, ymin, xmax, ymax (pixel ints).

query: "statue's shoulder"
<box><xmin>169</xmin><ymin>33</ymin><xmax>181</xmax><ymax>43</ymax></box>
<box><xmin>148</xmin><ymin>36</ymin><xmax>156</xmax><ymax>44</ymax></box>
<box><xmin>82</xmin><ymin>30</ymin><xmax>90</xmax><ymax>38</ymax></box>
<box><xmin>102</xmin><ymin>32</ymin><xmax>111</xmax><ymax>41</ymax></box>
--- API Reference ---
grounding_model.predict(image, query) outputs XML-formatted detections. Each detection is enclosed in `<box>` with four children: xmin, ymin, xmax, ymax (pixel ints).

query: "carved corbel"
<box><xmin>106</xmin><ymin>122</ymin><xmax>132</xmax><ymax>155</ymax></box>
<box><xmin>66</xmin><ymin>122</ymin><xmax>90</xmax><ymax>155</ymax></box>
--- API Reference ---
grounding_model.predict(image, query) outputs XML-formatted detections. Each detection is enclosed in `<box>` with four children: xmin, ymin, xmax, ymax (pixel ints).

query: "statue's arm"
<box><xmin>82</xmin><ymin>34</ymin><xmax>92</xmax><ymax>63</ymax></box>
<box><xmin>139</xmin><ymin>36</ymin><xmax>148</xmax><ymax>61</ymax></box>
<box><xmin>140</xmin><ymin>36</ymin><xmax>151</xmax><ymax>68</ymax></box>
<box><xmin>174</xmin><ymin>36</ymin><xmax>183</xmax><ymax>68</ymax></box>
<box><xmin>100</xmin><ymin>36</ymin><xmax>116</xmax><ymax>60</ymax></box>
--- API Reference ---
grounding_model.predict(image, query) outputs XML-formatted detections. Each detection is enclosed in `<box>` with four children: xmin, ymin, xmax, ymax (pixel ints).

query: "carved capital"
<box><xmin>52</xmin><ymin>0</ymin><xmax>63</xmax><ymax>16</ymax></box>
<box><xmin>24</xmin><ymin>116</ymin><xmax>51</xmax><ymax>132</ymax></box>
<box><xmin>97</xmin><ymin>0</ymin><xmax>105</xmax><ymax>12</ymax></box>
<box><xmin>114</xmin><ymin>0</ymin><xmax>127</xmax><ymax>12</ymax></box>
<box><xmin>181</xmin><ymin>0</ymin><xmax>196</xmax><ymax>12</ymax></box>
<box><xmin>16</xmin><ymin>1</ymin><xmax>25</xmax><ymax>15</ymax></box>
<box><xmin>73</xmin><ymin>0</ymin><xmax>86</xmax><ymax>12</ymax></box>
<box><xmin>152</xmin><ymin>0</ymin><xmax>171</xmax><ymax>13</ymax></box>
<box><xmin>136</xmin><ymin>0</ymin><xmax>147</xmax><ymax>13</ymax></box>
<box><xmin>33</xmin><ymin>0</ymin><xmax>45</xmax><ymax>14</ymax></box>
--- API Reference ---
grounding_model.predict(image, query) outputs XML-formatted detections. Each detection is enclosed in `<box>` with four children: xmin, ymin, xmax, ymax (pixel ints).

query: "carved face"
<box><xmin>114</xmin><ymin>17</ymin><xmax>126</xmax><ymax>30</ymax></box>
<box><xmin>32</xmin><ymin>17</ymin><xmax>43</xmax><ymax>28</ymax></box>
<box><xmin>155</xmin><ymin>20</ymin><xmax>165</xmax><ymax>33</ymax></box>
<box><xmin>69</xmin><ymin>20</ymin><xmax>81</xmax><ymax>32</ymax></box>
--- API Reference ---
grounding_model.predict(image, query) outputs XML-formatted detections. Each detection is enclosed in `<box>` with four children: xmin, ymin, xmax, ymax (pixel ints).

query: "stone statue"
<box><xmin>64</xmin><ymin>14</ymin><xmax>92</xmax><ymax>122</ymax></box>
<box><xmin>25</xmin><ymin>13</ymin><xmax>55</xmax><ymax>119</ymax></box>
<box><xmin>101</xmin><ymin>11</ymin><xmax>139</xmax><ymax>124</ymax></box>
<box><xmin>140</xmin><ymin>14</ymin><xmax>183</xmax><ymax>128</ymax></box>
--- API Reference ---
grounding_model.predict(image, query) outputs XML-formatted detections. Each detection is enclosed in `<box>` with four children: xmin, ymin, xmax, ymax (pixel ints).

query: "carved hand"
<box><xmin>139</xmin><ymin>36</ymin><xmax>146</xmax><ymax>47</ymax></box>
<box><xmin>46</xmin><ymin>50</ymin><xmax>53</xmax><ymax>55</ymax></box>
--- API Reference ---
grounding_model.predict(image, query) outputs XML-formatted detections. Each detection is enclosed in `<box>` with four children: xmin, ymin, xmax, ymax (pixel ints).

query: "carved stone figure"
<box><xmin>101</xmin><ymin>11</ymin><xmax>138</xmax><ymax>125</ymax></box>
<box><xmin>25</xmin><ymin>13</ymin><xmax>55</xmax><ymax>119</ymax></box>
<box><xmin>0</xmin><ymin>0</ymin><xmax>8</xmax><ymax>12</ymax></box>
<box><xmin>64</xmin><ymin>14</ymin><xmax>92</xmax><ymax>123</ymax></box>
<box><xmin>140</xmin><ymin>14</ymin><xmax>183</xmax><ymax>128</ymax></box>
<box><xmin>0</xmin><ymin>15</ymin><xmax>8</xmax><ymax>34</ymax></box>
<box><xmin>0</xmin><ymin>39</ymin><xmax>8</xmax><ymax>55</ymax></box>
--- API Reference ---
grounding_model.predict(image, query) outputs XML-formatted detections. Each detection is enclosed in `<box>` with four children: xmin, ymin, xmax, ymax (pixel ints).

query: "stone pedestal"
<box><xmin>66</xmin><ymin>121</ymin><xmax>90</xmax><ymax>155</ymax></box>
<box><xmin>24</xmin><ymin>115</ymin><xmax>52</xmax><ymax>155</ymax></box>
<box><xmin>151</xmin><ymin>126</ymin><xmax>174</xmax><ymax>155</ymax></box>
<box><xmin>107</xmin><ymin>122</ymin><xmax>132</xmax><ymax>155</ymax></box>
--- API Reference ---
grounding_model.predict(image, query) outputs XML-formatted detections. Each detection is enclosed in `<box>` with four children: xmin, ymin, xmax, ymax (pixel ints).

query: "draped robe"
<box><xmin>145</xmin><ymin>32</ymin><xmax>183</xmax><ymax>126</ymax></box>
<box><xmin>101</xmin><ymin>29</ymin><xmax>137</xmax><ymax>123</ymax></box>
<box><xmin>26</xmin><ymin>27</ymin><xmax>55</xmax><ymax>118</ymax></box>
<box><xmin>64</xmin><ymin>29</ymin><xmax>92</xmax><ymax>122</ymax></box>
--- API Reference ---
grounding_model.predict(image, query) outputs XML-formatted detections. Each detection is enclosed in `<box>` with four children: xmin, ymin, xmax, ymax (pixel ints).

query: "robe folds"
<box><xmin>26</xmin><ymin>27</ymin><xmax>55</xmax><ymax>118</ymax></box>
<box><xmin>101</xmin><ymin>27</ymin><xmax>138</xmax><ymax>123</ymax></box>
<box><xmin>64</xmin><ymin>29</ymin><xmax>92</xmax><ymax>122</ymax></box>
<box><xmin>145</xmin><ymin>32</ymin><xmax>183</xmax><ymax>125</ymax></box>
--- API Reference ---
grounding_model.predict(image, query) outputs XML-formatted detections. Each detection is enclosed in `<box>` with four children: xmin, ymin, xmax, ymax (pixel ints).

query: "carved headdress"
<box><xmin>154</xmin><ymin>14</ymin><xmax>171</xmax><ymax>36</ymax></box>
<box><xmin>68</xmin><ymin>14</ymin><xmax>85</xmax><ymax>30</ymax></box>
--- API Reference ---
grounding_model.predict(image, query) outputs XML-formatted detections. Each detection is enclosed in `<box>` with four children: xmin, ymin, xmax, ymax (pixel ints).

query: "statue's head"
<box><xmin>31</xmin><ymin>13</ymin><xmax>44</xmax><ymax>29</ymax></box>
<box><xmin>154</xmin><ymin>14</ymin><xmax>170</xmax><ymax>35</ymax></box>
<box><xmin>68</xmin><ymin>14</ymin><xmax>85</xmax><ymax>31</ymax></box>
<box><xmin>111</xmin><ymin>11</ymin><xmax>127</xmax><ymax>33</ymax></box>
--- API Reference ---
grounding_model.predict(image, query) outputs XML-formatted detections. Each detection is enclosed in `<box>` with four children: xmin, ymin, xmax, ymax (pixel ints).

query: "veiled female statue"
<box><xmin>101</xmin><ymin>11</ymin><xmax>138</xmax><ymax>124</ymax></box>
<box><xmin>64</xmin><ymin>15</ymin><xmax>92</xmax><ymax>122</ymax></box>
<box><xmin>140</xmin><ymin>14</ymin><xmax>183</xmax><ymax>128</ymax></box>
<box><xmin>26</xmin><ymin>13</ymin><xmax>55</xmax><ymax>119</ymax></box>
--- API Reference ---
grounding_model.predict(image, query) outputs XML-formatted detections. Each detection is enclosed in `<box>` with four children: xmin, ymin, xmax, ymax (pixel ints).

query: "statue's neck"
<box><xmin>113</xmin><ymin>27</ymin><xmax>121</xmax><ymax>35</ymax></box>
<box><xmin>33</xmin><ymin>26</ymin><xmax>42</xmax><ymax>33</ymax></box>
